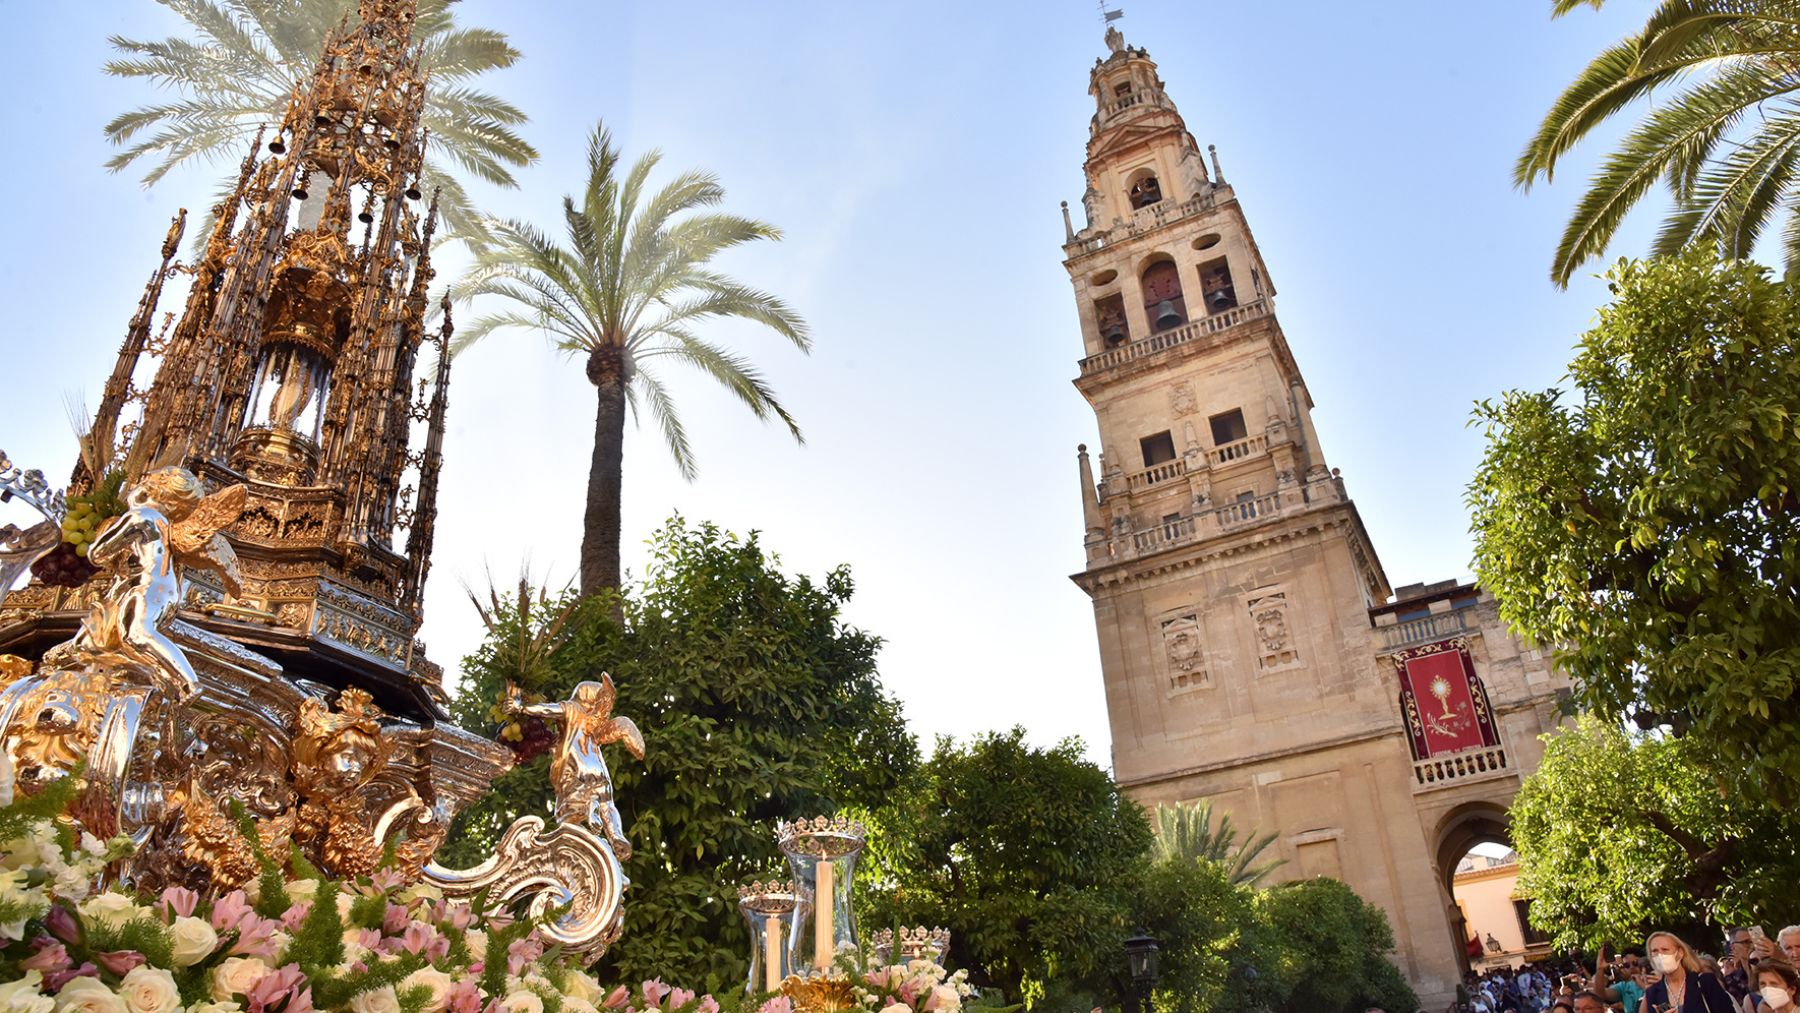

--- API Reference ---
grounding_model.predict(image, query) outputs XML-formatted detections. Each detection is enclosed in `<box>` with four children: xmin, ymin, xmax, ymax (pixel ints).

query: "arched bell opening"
<box><xmin>1127</xmin><ymin>168</ymin><xmax>1163</xmax><ymax>209</ymax></box>
<box><xmin>1140</xmin><ymin>256</ymin><xmax>1187</xmax><ymax>333</ymax></box>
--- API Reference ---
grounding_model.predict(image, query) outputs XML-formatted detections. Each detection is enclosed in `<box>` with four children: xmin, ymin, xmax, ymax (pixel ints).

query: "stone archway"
<box><xmin>1434</xmin><ymin>801</ymin><xmax>1514</xmax><ymax>979</ymax></box>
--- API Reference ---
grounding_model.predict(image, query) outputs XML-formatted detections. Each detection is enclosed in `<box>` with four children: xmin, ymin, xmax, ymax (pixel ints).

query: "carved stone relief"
<box><xmin>1246</xmin><ymin>588</ymin><xmax>1301</xmax><ymax>672</ymax></box>
<box><xmin>1161</xmin><ymin>612</ymin><xmax>1209</xmax><ymax>691</ymax></box>
<box><xmin>1169</xmin><ymin>382</ymin><xmax>1198</xmax><ymax>417</ymax></box>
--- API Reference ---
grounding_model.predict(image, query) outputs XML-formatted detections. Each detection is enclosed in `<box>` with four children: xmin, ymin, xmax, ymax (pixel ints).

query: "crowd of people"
<box><xmin>1452</xmin><ymin>926</ymin><xmax>1800</xmax><ymax>1013</ymax></box>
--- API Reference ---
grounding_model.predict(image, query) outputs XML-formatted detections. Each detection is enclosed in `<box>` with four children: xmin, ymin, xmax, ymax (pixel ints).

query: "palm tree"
<box><xmin>1152</xmin><ymin>800</ymin><xmax>1284</xmax><ymax>886</ymax></box>
<box><xmin>103</xmin><ymin>0</ymin><xmax>536</xmax><ymax>243</ymax></box>
<box><xmin>455</xmin><ymin>123</ymin><xmax>809</xmax><ymax>605</ymax></box>
<box><xmin>1517</xmin><ymin>0</ymin><xmax>1800</xmax><ymax>286</ymax></box>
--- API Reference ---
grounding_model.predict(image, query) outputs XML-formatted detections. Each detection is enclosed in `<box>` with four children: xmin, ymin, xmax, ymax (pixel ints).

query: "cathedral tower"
<box><xmin>1066</xmin><ymin>27</ymin><xmax>1567</xmax><ymax>1001</ymax></box>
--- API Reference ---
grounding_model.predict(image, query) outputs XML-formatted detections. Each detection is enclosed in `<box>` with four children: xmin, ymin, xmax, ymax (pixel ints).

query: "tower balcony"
<box><xmin>1064</xmin><ymin>188</ymin><xmax>1222</xmax><ymax>259</ymax></box>
<box><xmin>1078</xmin><ymin>297</ymin><xmax>1271</xmax><ymax>376</ymax></box>
<box><xmin>1092</xmin><ymin>468</ymin><xmax>1348</xmax><ymax>567</ymax></box>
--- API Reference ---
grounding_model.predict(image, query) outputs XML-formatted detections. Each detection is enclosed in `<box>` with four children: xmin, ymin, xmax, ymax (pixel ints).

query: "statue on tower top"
<box><xmin>1105</xmin><ymin>25</ymin><xmax>1126</xmax><ymax>53</ymax></box>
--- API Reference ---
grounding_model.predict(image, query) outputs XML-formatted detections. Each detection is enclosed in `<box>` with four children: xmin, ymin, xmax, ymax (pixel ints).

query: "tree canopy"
<box><xmin>444</xmin><ymin>516</ymin><xmax>916</xmax><ymax>993</ymax></box>
<box><xmin>1509</xmin><ymin>716</ymin><xmax>1800</xmax><ymax>949</ymax></box>
<box><xmin>1468</xmin><ymin>250</ymin><xmax>1800</xmax><ymax>803</ymax></box>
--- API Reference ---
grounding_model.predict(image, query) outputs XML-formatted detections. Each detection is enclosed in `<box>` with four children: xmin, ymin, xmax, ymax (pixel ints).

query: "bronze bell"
<box><xmin>1153</xmin><ymin>299</ymin><xmax>1183</xmax><ymax>330</ymax></box>
<box><xmin>1103</xmin><ymin>322</ymin><xmax>1127</xmax><ymax>346</ymax></box>
<box><xmin>405</xmin><ymin>185</ymin><xmax>422</xmax><ymax>201</ymax></box>
<box><xmin>292</xmin><ymin>185</ymin><xmax>309</xmax><ymax>200</ymax></box>
<box><xmin>268</xmin><ymin>137</ymin><xmax>286</xmax><ymax>154</ymax></box>
<box><xmin>358</xmin><ymin>209</ymin><xmax>375</xmax><ymax>224</ymax></box>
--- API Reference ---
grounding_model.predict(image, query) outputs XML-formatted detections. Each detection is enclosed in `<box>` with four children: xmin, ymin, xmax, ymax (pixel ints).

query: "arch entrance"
<box><xmin>1435</xmin><ymin>802</ymin><xmax>1521</xmax><ymax>979</ymax></box>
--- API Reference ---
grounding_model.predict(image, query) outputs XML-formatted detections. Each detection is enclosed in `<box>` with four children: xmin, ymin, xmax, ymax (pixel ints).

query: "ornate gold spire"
<box><xmin>2</xmin><ymin>0</ymin><xmax>459</xmax><ymax>719</ymax></box>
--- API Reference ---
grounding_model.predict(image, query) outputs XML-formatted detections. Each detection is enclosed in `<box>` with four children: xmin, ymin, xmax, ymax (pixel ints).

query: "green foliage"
<box><xmin>85</xmin><ymin>915</ymin><xmax>176</xmax><ymax>971</ymax></box>
<box><xmin>1133</xmin><ymin>857</ymin><xmax>1271</xmax><ymax>1013</ymax></box>
<box><xmin>1516</xmin><ymin>1</ymin><xmax>1800</xmax><ymax>284</ymax></box>
<box><xmin>1469</xmin><ymin>250</ymin><xmax>1800</xmax><ymax>803</ymax></box>
<box><xmin>102</xmin><ymin>0</ymin><xmax>535</xmax><ymax>244</ymax></box>
<box><xmin>1509</xmin><ymin>716</ymin><xmax>1800</xmax><ymax>947</ymax></box>
<box><xmin>445</xmin><ymin>517</ymin><xmax>917</xmax><ymax>994</ymax></box>
<box><xmin>1258</xmin><ymin>878</ymin><xmax>1419</xmax><ymax>1013</ymax></box>
<box><xmin>0</xmin><ymin>765</ymin><xmax>84</xmax><ymax>845</ymax></box>
<box><xmin>1151</xmin><ymin>800</ymin><xmax>1284</xmax><ymax>886</ymax></box>
<box><xmin>867</xmin><ymin>728</ymin><xmax>1152</xmax><ymax>1008</ymax></box>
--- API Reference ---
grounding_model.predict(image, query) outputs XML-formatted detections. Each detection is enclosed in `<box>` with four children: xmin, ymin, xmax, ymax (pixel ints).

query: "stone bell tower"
<box><xmin>1063</xmin><ymin>27</ymin><xmax>1569</xmax><ymax>1004</ymax></box>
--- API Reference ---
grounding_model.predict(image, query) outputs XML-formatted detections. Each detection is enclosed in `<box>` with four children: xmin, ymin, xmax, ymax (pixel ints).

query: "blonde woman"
<box><xmin>1644</xmin><ymin>931</ymin><xmax>1735</xmax><ymax>1013</ymax></box>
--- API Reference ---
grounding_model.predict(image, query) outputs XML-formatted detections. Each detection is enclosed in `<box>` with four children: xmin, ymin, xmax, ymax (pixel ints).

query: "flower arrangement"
<box><xmin>0</xmin><ymin>771</ymin><xmax>1000</xmax><ymax>1013</ymax></box>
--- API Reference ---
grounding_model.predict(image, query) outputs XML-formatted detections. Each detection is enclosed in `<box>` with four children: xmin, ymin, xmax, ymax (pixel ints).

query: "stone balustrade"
<box><xmin>1209</xmin><ymin>433</ymin><xmax>1268</xmax><ymax>467</ymax></box>
<box><xmin>1079</xmin><ymin>298</ymin><xmax>1270</xmax><ymax>375</ymax></box>
<box><xmin>1215</xmin><ymin>489</ymin><xmax>1284</xmax><ymax>528</ymax></box>
<box><xmin>1132</xmin><ymin>515</ymin><xmax>1198</xmax><ymax>554</ymax></box>
<box><xmin>1411</xmin><ymin>745</ymin><xmax>1510</xmax><ymax>792</ymax></box>
<box><xmin>1125</xmin><ymin>459</ymin><xmax>1187</xmax><ymax>492</ymax></box>
<box><xmin>1379</xmin><ymin>607</ymin><xmax>1478</xmax><ymax>652</ymax></box>
<box><xmin>1065</xmin><ymin>189</ymin><xmax>1220</xmax><ymax>257</ymax></box>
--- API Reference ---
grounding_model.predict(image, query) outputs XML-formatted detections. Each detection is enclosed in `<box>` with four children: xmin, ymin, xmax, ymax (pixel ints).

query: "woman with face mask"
<box><xmin>1644</xmin><ymin>931</ymin><xmax>1736</xmax><ymax>1013</ymax></box>
<box><xmin>1747</xmin><ymin>960</ymin><xmax>1799</xmax><ymax>1013</ymax></box>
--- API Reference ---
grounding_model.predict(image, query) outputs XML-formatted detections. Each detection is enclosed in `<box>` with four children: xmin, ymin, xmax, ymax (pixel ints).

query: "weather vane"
<box><xmin>1098</xmin><ymin>1</ymin><xmax>1124</xmax><ymax>25</ymax></box>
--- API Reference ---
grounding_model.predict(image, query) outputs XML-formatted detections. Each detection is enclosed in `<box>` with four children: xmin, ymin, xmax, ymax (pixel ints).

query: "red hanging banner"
<box><xmin>1392</xmin><ymin>636</ymin><xmax>1498</xmax><ymax>759</ymax></box>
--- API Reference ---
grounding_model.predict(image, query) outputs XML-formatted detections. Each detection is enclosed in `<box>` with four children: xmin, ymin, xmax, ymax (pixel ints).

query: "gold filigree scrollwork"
<box><xmin>424</xmin><ymin>816</ymin><xmax>626</xmax><ymax>963</ymax></box>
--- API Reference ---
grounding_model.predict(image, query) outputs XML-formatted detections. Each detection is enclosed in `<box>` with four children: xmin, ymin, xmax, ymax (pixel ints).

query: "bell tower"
<box><xmin>1062</xmin><ymin>27</ymin><xmax>1555</xmax><ymax>1004</ymax></box>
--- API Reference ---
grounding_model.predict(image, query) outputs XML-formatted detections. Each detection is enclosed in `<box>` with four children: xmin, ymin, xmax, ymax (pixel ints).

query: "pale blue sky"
<box><xmin>0</xmin><ymin>1</ymin><xmax>1657</xmax><ymax>766</ymax></box>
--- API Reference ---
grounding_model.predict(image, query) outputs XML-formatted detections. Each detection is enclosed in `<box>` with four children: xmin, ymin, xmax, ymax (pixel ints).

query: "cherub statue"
<box><xmin>505</xmin><ymin>674</ymin><xmax>644</xmax><ymax>861</ymax></box>
<box><xmin>78</xmin><ymin>467</ymin><xmax>246</xmax><ymax>700</ymax></box>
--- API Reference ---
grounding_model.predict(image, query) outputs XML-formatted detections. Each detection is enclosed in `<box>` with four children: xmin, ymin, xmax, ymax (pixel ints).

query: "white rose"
<box><xmin>335</xmin><ymin>893</ymin><xmax>355</xmax><ymax>918</ymax></box>
<box><xmin>266</xmin><ymin>931</ymin><xmax>291</xmax><ymax>963</ymax></box>
<box><xmin>0</xmin><ymin>749</ymin><xmax>14</xmax><ymax>807</ymax></box>
<box><xmin>401</xmin><ymin>969</ymin><xmax>454</xmax><ymax>1013</ymax></box>
<box><xmin>562</xmin><ymin>1000</ymin><xmax>598</xmax><ymax>1013</ymax></box>
<box><xmin>928</xmin><ymin>986</ymin><xmax>959</xmax><ymax>1013</ymax></box>
<box><xmin>880</xmin><ymin>1005</ymin><xmax>911</xmax><ymax>1013</ymax></box>
<box><xmin>347</xmin><ymin>987</ymin><xmax>401</xmax><ymax>1013</ymax></box>
<box><xmin>0</xmin><ymin>974</ymin><xmax>51</xmax><ymax>1013</ymax></box>
<box><xmin>398</xmin><ymin>883</ymin><xmax>443</xmax><ymax>905</ymax></box>
<box><xmin>463</xmin><ymin>930</ymin><xmax>487</xmax><ymax>958</ymax></box>
<box><xmin>79</xmin><ymin>894</ymin><xmax>146</xmax><ymax>928</ymax></box>
<box><xmin>52</xmin><ymin>979</ymin><xmax>126</xmax><ymax>1013</ymax></box>
<box><xmin>283</xmin><ymin>880</ymin><xmax>319</xmax><ymax>904</ymax></box>
<box><xmin>189</xmin><ymin>1003</ymin><xmax>244</xmax><ymax>1013</ymax></box>
<box><xmin>499</xmin><ymin>993</ymin><xmax>543</xmax><ymax>1013</ymax></box>
<box><xmin>116</xmin><ymin>968</ymin><xmax>180</xmax><ymax>1013</ymax></box>
<box><xmin>210</xmin><ymin>958</ymin><xmax>270</xmax><ymax>1001</ymax></box>
<box><xmin>170</xmin><ymin>916</ymin><xmax>220</xmax><ymax>967</ymax></box>
<box><xmin>561</xmin><ymin>972</ymin><xmax>601</xmax><ymax>1003</ymax></box>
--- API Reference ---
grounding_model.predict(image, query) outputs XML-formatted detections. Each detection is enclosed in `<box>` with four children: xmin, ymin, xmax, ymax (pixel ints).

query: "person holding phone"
<box><xmin>1645</xmin><ymin>931</ymin><xmax>1736</xmax><ymax>1013</ymax></box>
<box><xmin>1597</xmin><ymin>945</ymin><xmax>1648</xmax><ymax>1013</ymax></box>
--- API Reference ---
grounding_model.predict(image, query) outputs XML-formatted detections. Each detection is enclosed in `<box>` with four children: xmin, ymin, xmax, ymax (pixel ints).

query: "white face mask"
<box><xmin>1762</xmin><ymin>987</ymin><xmax>1792</xmax><ymax>1009</ymax></box>
<box><xmin>1655</xmin><ymin>953</ymin><xmax>1682</xmax><ymax>974</ymax></box>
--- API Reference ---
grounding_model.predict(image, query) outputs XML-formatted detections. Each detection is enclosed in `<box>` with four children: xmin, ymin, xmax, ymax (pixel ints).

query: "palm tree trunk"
<box><xmin>582</xmin><ymin>345</ymin><xmax>627</xmax><ymax>620</ymax></box>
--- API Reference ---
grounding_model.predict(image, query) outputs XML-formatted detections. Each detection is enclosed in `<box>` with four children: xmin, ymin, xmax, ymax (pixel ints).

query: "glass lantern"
<box><xmin>778</xmin><ymin>816</ymin><xmax>866</xmax><ymax>978</ymax></box>
<box><xmin>244</xmin><ymin>341</ymin><xmax>331</xmax><ymax>440</ymax></box>
<box><xmin>738</xmin><ymin>880</ymin><xmax>803</xmax><ymax>995</ymax></box>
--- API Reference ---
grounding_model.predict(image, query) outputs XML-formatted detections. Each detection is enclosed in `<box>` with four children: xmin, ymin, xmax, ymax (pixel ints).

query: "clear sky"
<box><xmin>0</xmin><ymin>1</ymin><xmax>1658</xmax><ymax>768</ymax></box>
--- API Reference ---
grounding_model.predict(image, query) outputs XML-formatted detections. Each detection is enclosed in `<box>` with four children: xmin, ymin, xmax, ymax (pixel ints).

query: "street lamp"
<box><xmin>1124</xmin><ymin>934</ymin><xmax>1160</xmax><ymax>1013</ymax></box>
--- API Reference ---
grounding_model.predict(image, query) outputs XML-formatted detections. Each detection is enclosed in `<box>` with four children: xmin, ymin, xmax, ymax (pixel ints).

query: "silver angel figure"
<box><xmin>506</xmin><ymin>674</ymin><xmax>644</xmax><ymax>861</ymax></box>
<box><xmin>78</xmin><ymin>467</ymin><xmax>245</xmax><ymax>700</ymax></box>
